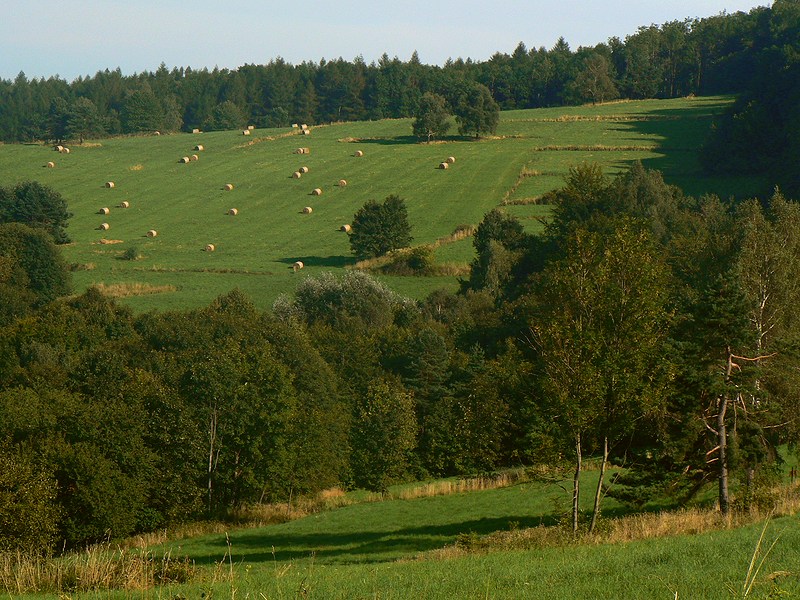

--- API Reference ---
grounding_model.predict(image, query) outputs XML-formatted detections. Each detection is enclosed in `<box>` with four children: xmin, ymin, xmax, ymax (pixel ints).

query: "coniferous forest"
<box><xmin>2</xmin><ymin>1</ymin><xmax>800</xmax><ymax>555</ymax></box>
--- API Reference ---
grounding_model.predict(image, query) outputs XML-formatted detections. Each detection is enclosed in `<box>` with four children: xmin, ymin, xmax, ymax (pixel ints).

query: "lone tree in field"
<box><xmin>454</xmin><ymin>83</ymin><xmax>500</xmax><ymax>138</ymax></box>
<box><xmin>412</xmin><ymin>92</ymin><xmax>451</xmax><ymax>142</ymax></box>
<box><xmin>349</xmin><ymin>195</ymin><xmax>412</xmax><ymax>260</ymax></box>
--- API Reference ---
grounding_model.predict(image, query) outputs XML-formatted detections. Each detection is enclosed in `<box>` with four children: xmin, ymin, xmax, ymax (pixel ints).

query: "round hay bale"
<box><xmin>354</xmin><ymin>150</ymin><xmax>364</xmax><ymax>157</ymax></box>
<box><xmin>340</xmin><ymin>224</ymin><xmax>352</xmax><ymax>232</ymax></box>
<box><xmin>98</xmin><ymin>207</ymin><xmax>110</xmax><ymax>215</ymax></box>
<box><xmin>293</xmin><ymin>260</ymin><xmax>304</xmax><ymax>271</ymax></box>
<box><xmin>242</xmin><ymin>130</ymin><xmax>251</xmax><ymax>136</ymax></box>
<box><xmin>146</xmin><ymin>229</ymin><xmax>158</xmax><ymax>238</ymax></box>
<box><xmin>154</xmin><ymin>131</ymin><xmax>161</xmax><ymax>136</ymax></box>
<box><xmin>292</xmin><ymin>171</ymin><xmax>302</xmax><ymax>179</ymax></box>
<box><xmin>55</xmin><ymin>145</ymin><xmax>63</xmax><ymax>152</ymax></box>
<box><xmin>247</xmin><ymin>125</ymin><xmax>255</xmax><ymax>130</ymax></box>
<box><xmin>62</xmin><ymin>147</ymin><xmax>70</xmax><ymax>154</ymax></box>
<box><xmin>99</xmin><ymin>222</ymin><xmax>110</xmax><ymax>230</ymax></box>
<box><xmin>180</xmin><ymin>156</ymin><xmax>190</xmax><ymax>163</ymax></box>
<box><xmin>299</xmin><ymin>166</ymin><xmax>309</xmax><ymax>174</ymax></box>
<box><xmin>301</xmin><ymin>124</ymin><xmax>308</xmax><ymax>130</ymax></box>
<box><xmin>311</xmin><ymin>188</ymin><xmax>322</xmax><ymax>196</ymax></box>
<box><xmin>205</xmin><ymin>243</ymin><xmax>216</xmax><ymax>252</ymax></box>
<box><xmin>302</xmin><ymin>206</ymin><xmax>313</xmax><ymax>214</ymax></box>
<box><xmin>194</xmin><ymin>144</ymin><xmax>204</xmax><ymax>151</ymax></box>
<box><xmin>224</xmin><ymin>183</ymin><xmax>234</xmax><ymax>191</ymax></box>
<box><xmin>105</xmin><ymin>181</ymin><xmax>115</xmax><ymax>188</ymax></box>
<box><xmin>190</xmin><ymin>154</ymin><xmax>199</xmax><ymax>161</ymax></box>
<box><xmin>46</xmin><ymin>161</ymin><xmax>55</xmax><ymax>168</ymax></box>
<box><xmin>119</xmin><ymin>201</ymin><xmax>130</xmax><ymax>209</ymax></box>
<box><xmin>302</xmin><ymin>129</ymin><xmax>311</xmax><ymax>135</ymax></box>
<box><xmin>292</xmin><ymin>123</ymin><xmax>299</xmax><ymax>128</ymax></box>
<box><xmin>228</xmin><ymin>208</ymin><xmax>238</xmax><ymax>216</ymax></box>
<box><xmin>446</xmin><ymin>156</ymin><xmax>456</xmax><ymax>164</ymax></box>
<box><xmin>192</xmin><ymin>128</ymin><xmax>201</xmax><ymax>134</ymax></box>
<box><xmin>439</xmin><ymin>162</ymin><xmax>449</xmax><ymax>170</ymax></box>
<box><xmin>338</xmin><ymin>179</ymin><xmax>347</xmax><ymax>187</ymax></box>
<box><xmin>295</xmin><ymin>148</ymin><xmax>304</xmax><ymax>154</ymax></box>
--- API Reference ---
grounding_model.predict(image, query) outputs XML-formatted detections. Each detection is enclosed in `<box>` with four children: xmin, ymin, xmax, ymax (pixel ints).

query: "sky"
<box><xmin>1</xmin><ymin>1</ymin><xmax>772</xmax><ymax>82</ymax></box>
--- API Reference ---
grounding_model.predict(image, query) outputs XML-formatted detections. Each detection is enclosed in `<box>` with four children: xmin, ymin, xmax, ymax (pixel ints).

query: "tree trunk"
<box><xmin>717</xmin><ymin>393</ymin><xmax>730</xmax><ymax>515</ymax></box>
<box><xmin>207</xmin><ymin>406</ymin><xmax>218</xmax><ymax>516</ymax></box>
<box><xmin>573</xmin><ymin>431</ymin><xmax>582</xmax><ymax>533</ymax></box>
<box><xmin>589</xmin><ymin>435</ymin><xmax>609</xmax><ymax>534</ymax></box>
<box><xmin>717</xmin><ymin>352</ymin><xmax>735</xmax><ymax>516</ymax></box>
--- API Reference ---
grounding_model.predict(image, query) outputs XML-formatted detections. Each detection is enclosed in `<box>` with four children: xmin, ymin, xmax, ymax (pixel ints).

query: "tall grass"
<box><xmin>0</xmin><ymin>546</ymin><xmax>193</xmax><ymax>594</ymax></box>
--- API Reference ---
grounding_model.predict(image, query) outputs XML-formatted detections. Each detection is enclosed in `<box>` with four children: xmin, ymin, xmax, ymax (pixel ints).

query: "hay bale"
<box><xmin>55</xmin><ymin>145</ymin><xmax>63</xmax><ymax>152</ymax></box>
<box><xmin>146</xmin><ymin>229</ymin><xmax>158</xmax><ymax>238</ymax></box>
<box><xmin>98</xmin><ymin>207</ymin><xmax>110</xmax><ymax>215</ymax></box>
<box><xmin>292</xmin><ymin>123</ymin><xmax>299</xmax><ymax>128</ymax></box>
<box><xmin>354</xmin><ymin>150</ymin><xmax>364</xmax><ymax>157</ymax></box>
<box><xmin>340</xmin><ymin>224</ymin><xmax>351</xmax><ymax>232</ymax></box>
<box><xmin>228</xmin><ymin>208</ymin><xmax>238</xmax><ymax>216</ymax></box>
<box><xmin>302</xmin><ymin>129</ymin><xmax>311</xmax><ymax>135</ymax></box>
<box><xmin>302</xmin><ymin>206</ymin><xmax>313</xmax><ymax>214</ymax></box>
<box><xmin>46</xmin><ymin>161</ymin><xmax>55</xmax><ymax>168</ymax></box>
<box><xmin>292</xmin><ymin>171</ymin><xmax>302</xmax><ymax>179</ymax></box>
<box><xmin>439</xmin><ymin>162</ymin><xmax>449</xmax><ymax>170</ymax></box>
<box><xmin>205</xmin><ymin>243</ymin><xmax>216</xmax><ymax>252</ymax></box>
<box><xmin>192</xmin><ymin>128</ymin><xmax>201</xmax><ymax>134</ymax></box>
<box><xmin>224</xmin><ymin>183</ymin><xmax>234</xmax><ymax>191</ymax></box>
<box><xmin>194</xmin><ymin>144</ymin><xmax>204</xmax><ymax>151</ymax></box>
<box><xmin>180</xmin><ymin>156</ymin><xmax>190</xmax><ymax>163</ymax></box>
<box><xmin>247</xmin><ymin>125</ymin><xmax>255</xmax><ymax>130</ymax></box>
<box><xmin>119</xmin><ymin>201</ymin><xmax>130</xmax><ymax>209</ymax></box>
<box><xmin>154</xmin><ymin>131</ymin><xmax>161</xmax><ymax>136</ymax></box>
<box><xmin>105</xmin><ymin>181</ymin><xmax>115</xmax><ymax>188</ymax></box>
<box><xmin>190</xmin><ymin>154</ymin><xmax>199</xmax><ymax>161</ymax></box>
<box><xmin>242</xmin><ymin>130</ymin><xmax>251</xmax><ymax>136</ymax></box>
<box><xmin>338</xmin><ymin>179</ymin><xmax>347</xmax><ymax>187</ymax></box>
<box><xmin>446</xmin><ymin>156</ymin><xmax>456</xmax><ymax>164</ymax></box>
<box><xmin>292</xmin><ymin>260</ymin><xmax>304</xmax><ymax>271</ymax></box>
<box><xmin>99</xmin><ymin>222</ymin><xmax>110</xmax><ymax>230</ymax></box>
<box><xmin>311</xmin><ymin>188</ymin><xmax>322</xmax><ymax>196</ymax></box>
<box><xmin>299</xmin><ymin>166</ymin><xmax>309</xmax><ymax>174</ymax></box>
<box><xmin>62</xmin><ymin>147</ymin><xmax>70</xmax><ymax>154</ymax></box>
<box><xmin>301</xmin><ymin>124</ymin><xmax>308</xmax><ymax>130</ymax></box>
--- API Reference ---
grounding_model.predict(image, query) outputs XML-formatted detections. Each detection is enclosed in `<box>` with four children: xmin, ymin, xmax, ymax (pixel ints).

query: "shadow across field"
<box><xmin>625</xmin><ymin>98</ymin><xmax>770</xmax><ymax>199</ymax></box>
<box><xmin>190</xmin><ymin>514</ymin><xmax>559</xmax><ymax>566</ymax></box>
<box><xmin>278</xmin><ymin>255</ymin><xmax>353</xmax><ymax>268</ymax></box>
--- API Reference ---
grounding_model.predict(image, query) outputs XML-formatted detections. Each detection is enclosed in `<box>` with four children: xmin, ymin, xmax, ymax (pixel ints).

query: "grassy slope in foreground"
<box><xmin>0</xmin><ymin>96</ymin><xmax>765</xmax><ymax>312</ymax></box>
<box><xmin>142</xmin><ymin>474</ymin><xmax>799</xmax><ymax>600</ymax></box>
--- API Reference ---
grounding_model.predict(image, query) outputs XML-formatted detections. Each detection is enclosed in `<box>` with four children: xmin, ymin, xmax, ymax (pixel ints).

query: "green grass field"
<box><xmin>110</xmin><ymin>473</ymin><xmax>797</xmax><ymax>599</ymax></box>
<box><xmin>0</xmin><ymin>96</ymin><xmax>767</xmax><ymax>312</ymax></box>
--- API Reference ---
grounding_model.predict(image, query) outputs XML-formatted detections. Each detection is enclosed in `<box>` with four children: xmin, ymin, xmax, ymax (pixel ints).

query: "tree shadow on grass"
<box><xmin>277</xmin><ymin>255</ymin><xmax>354</xmax><ymax>269</ymax></box>
<box><xmin>351</xmin><ymin>135</ymin><xmax>473</xmax><ymax>146</ymax></box>
<box><xmin>187</xmin><ymin>514</ymin><xmax>560</xmax><ymax>566</ymax></box>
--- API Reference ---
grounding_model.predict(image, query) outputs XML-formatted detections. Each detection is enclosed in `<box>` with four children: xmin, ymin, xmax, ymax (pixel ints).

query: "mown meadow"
<box><xmin>0</xmin><ymin>96</ymin><xmax>763</xmax><ymax>312</ymax></box>
<box><xmin>9</xmin><ymin>471</ymin><xmax>798</xmax><ymax>599</ymax></box>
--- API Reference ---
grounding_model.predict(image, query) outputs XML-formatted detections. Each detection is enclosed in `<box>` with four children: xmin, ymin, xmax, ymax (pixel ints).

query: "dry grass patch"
<box><xmin>0</xmin><ymin>546</ymin><xmax>194</xmax><ymax>595</ymax></box>
<box><xmin>129</xmin><ymin>164</ymin><xmax>144</xmax><ymax>171</ymax></box>
<box><xmin>93</xmin><ymin>282</ymin><xmax>177</xmax><ymax>298</ymax></box>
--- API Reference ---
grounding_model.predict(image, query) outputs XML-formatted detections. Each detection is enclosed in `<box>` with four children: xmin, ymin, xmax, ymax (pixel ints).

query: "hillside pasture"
<box><xmin>0</xmin><ymin>96</ymin><xmax>758</xmax><ymax>312</ymax></box>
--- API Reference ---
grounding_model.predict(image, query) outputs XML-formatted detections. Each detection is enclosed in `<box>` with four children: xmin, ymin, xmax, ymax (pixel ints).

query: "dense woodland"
<box><xmin>2</xmin><ymin>1</ymin><xmax>800</xmax><ymax>555</ymax></box>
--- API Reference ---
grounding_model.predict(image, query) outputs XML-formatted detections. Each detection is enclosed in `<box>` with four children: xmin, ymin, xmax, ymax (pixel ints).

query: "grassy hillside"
<box><xmin>0</xmin><ymin>96</ymin><xmax>765</xmax><ymax>312</ymax></box>
<box><xmin>130</xmin><ymin>476</ymin><xmax>800</xmax><ymax>599</ymax></box>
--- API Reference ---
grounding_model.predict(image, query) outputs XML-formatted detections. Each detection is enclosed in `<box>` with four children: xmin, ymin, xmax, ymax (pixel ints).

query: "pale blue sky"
<box><xmin>1</xmin><ymin>1</ymin><xmax>771</xmax><ymax>82</ymax></box>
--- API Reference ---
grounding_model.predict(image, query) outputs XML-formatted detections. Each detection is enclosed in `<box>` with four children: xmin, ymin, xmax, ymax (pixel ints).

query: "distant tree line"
<box><xmin>2</xmin><ymin>161</ymin><xmax>800</xmax><ymax>552</ymax></box>
<box><xmin>0</xmin><ymin>3</ymin><xmax>792</xmax><ymax>144</ymax></box>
